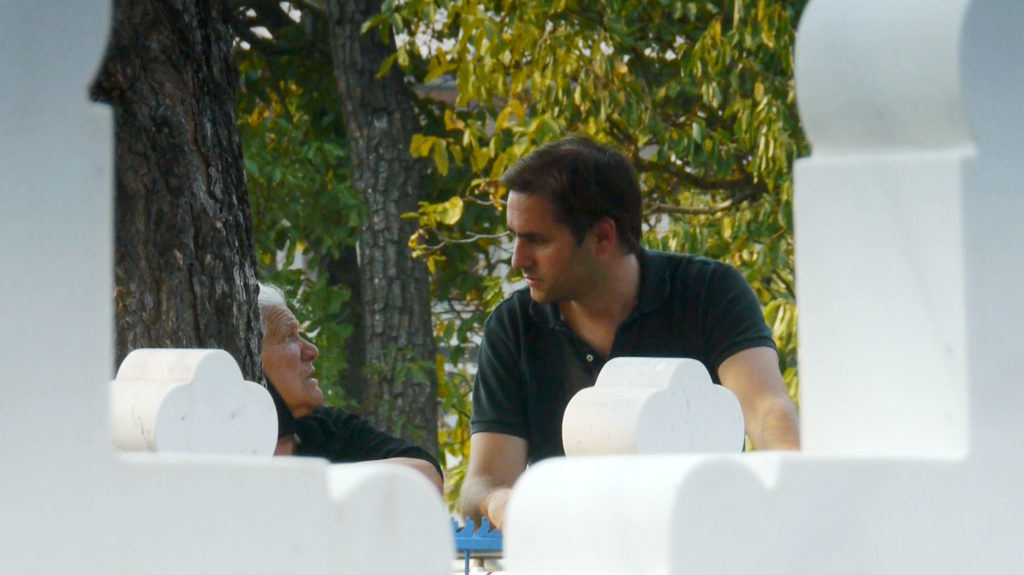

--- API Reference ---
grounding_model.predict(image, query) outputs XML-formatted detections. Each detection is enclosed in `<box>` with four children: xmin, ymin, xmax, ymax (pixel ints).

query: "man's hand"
<box><xmin>481</xmin><ymin>487</ymin><xmax>513</xmax><ymax>530</ymax></box>
<box><xmin>460</xmin><ymin>432</ymin><xmax>528</xmax><ymax>530</ymax></box>
<box><xmin>718</xmin><ymin>346</ymin><xmax>800</xmax><ymax>450</ymax></box>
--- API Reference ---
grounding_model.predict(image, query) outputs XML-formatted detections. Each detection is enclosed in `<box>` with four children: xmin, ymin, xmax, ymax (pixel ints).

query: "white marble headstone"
<box><xmin>562</xmin><ymin>357</ymin><xmax>744</xmax><ymax>455</ymax></box>
<box><xmin>501</xmin><ymin>1</ymin><xmax>1024</xmax><ymax>573</ymax></box>
<box><xmin>0</xmin><ymin>3</ymin><xmax>454</xmax><ymax>573</ymax></box>
<box><xmin>110</xmin><ymin>349</ymin><xmax>278</xmax><ymax>455</ymax></box>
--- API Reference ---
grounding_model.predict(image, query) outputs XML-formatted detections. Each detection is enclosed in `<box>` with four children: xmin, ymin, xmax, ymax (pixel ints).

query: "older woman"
<box><xmin>259</xmin><ymin>283</ymin><xmax>443</xmax><ymax>493</ymax></box>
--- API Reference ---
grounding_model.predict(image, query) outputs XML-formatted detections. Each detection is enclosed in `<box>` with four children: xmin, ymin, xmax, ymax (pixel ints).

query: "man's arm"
<box><xmin>717</xmin><ymin>346</ymin><xmax>800</xmax><ymax>450</ymax></box>
<box><xmin>460</xmin><ymin>432</ymin><xmax>528</xmax><ymax>530</ymax></box>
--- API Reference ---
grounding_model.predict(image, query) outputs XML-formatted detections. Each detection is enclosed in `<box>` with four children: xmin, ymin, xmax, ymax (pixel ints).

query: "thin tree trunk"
<box><xmin>325</xmin><ymin>246</ymin><xmax>368</xmax><ymax>406</ymax></box>
<box><xmin>91</xmin><ymin>0</ymin><xmax>262</xmax><ymax>380</ymax></box>
<box><xmin>325</xmin><ymin>0</ymin><xmax>439</xmax><ymax>456</ymax></box>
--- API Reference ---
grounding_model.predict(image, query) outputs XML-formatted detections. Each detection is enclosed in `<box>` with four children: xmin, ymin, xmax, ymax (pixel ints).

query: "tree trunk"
<box><xmin>91</xmin><ymin>0</ymin><xmax>262</xmax><ymax>380</ymax></box>
<box><xmin>325</xmin><ymin>246</ymin><xmax>368</xmax><ymax>406</ymax></box>
<box><xmin>325</xmin><ymin>0</ymin><xmax>439</xmax><ymax>456</ymax></box>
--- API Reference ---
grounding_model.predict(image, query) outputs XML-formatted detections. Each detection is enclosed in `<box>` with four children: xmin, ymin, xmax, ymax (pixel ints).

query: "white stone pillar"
<box><xmin>502</xmin><ymin>1</ymin><xmax>1024</xmax><ymax>573</ymax></box>
<box><xmin>0</xmin><ymin>3</ymin><xmax>455</xmax><ymax>573</ymax></box>
<box><xmin>793</xmin><ymin>0</ymin><xmax>975</xmax><ymax>457</ymax></box>
<box><xmin>0</xmin><ymin>1</ymin><xmax>114</xmax><ymax>465</ymax></box>
<box><xmin>957</xmin><ymin>0</ymin><xmax>1024</xmax><ymax>460</ymax></box>
<box><xmin>795</xmin><ymin>0</ymin><xmax>1024</xmax><ymax>459</ymax></box>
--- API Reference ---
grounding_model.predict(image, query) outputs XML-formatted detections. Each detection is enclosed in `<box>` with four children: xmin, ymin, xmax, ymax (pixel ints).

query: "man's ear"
<box><xmin>591</xmin><ymin>217</ymin><xmax>618</xmax><ymax>255</ymax></box>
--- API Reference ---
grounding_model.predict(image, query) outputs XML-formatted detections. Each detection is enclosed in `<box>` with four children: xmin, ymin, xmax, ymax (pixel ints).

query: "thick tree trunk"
<box><xmin>91</xmin><ymin>0</ymin><xmax>262</xmax><ymax>380</ymax></box>
<box><xmin>325</xmin><ymin>0</ymin><xmax>439</xmax><ymax>456</ymax></box>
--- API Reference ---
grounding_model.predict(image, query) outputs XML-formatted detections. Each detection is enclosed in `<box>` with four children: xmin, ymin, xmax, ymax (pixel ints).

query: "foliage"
<box><xmin>233</xmin><ymin>0</ymin><xmax>809</xmax><ymax>509</ymax></box>
<box><xmin>379</xmin><ymin>0</ymin><xmax>809</xmax><ymax>499</ymax></box>
<box><xmin>234</xmin><ymin>6</ymin><xmax>366</xmax><ymax>408</ymax></box>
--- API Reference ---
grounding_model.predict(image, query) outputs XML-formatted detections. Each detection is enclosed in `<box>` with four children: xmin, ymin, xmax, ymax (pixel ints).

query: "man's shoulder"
<box><xmin>645</xmin><ymin>249</ymin><xmax>734</xmax><ymax>273</ymax></box>
<box><xmin>483</xmin><ymin>286</ymin><xmax>534</xmax><ymax>326</ymax></box>
<box><xmin>643</xmin><ymin>249</ymin><xmax>741</xmax><ymax>293</ymax></box>
<box><xmin>495</xmin><ymin>286</ymin><xmax>533</xmax><ymax>309</ymax></box>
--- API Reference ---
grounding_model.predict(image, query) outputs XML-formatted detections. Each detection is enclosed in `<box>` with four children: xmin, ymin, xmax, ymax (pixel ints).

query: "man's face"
<box><xmin>507</xmin><ymin>191</ymin><xmax>598</xmax><ymax>304</ymax></box>
<box><xmin>261</xmin><ymin>304</ymin><xmax>322</xmax><ymax>418</ymax></box>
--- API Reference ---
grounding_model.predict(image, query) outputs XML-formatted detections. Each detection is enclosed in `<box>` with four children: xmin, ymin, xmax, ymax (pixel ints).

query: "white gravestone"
<box><xmin>0</xmin><ymin>3</ymin><xmax>453</xmax><ymax>573</ymax></box>
<box><xmin>562</xmin><ymin>357</ymin><xmax>744</xmax><ymax>456</ymax></box>
<box><xmin>502</xmin><ymin>1</ymin><xmax>1024</xmax><ymax>573</ymax></box>
<box><xmin>110</xmin><ymin>349</ymin><xmax>278</xmax><ymax>455</ymax></box>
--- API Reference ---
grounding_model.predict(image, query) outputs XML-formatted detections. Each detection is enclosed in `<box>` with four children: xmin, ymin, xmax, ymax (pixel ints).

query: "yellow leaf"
<box><xmin>491</xmin><ymin>182</ymin><xmax>508</xmax><ymax>203</ymax></box>
<box><xmin>444</xmin><ymin>109</ymin><xmax>465</xmax><ymax>131</ymax></box>
<box><xmin>495</xmin><ymin>107</ymin><xmax>511</xmax><ymax>131</ymax></box>
<box><xmin>410</xmin><ymin>133</ymin><xmax>426</xmax><ymax>156</ymax></box>
<box><xmin>410</xmin><ymin>134</ymin><xmax>435</xmax><ymax>158</ymax></box>
<box><xmin>471</xmin><ymin>148</ymin><xmax>490</xmax><ymax>171</ymax></box>
<box><xmin>440</xmin><ymin>196</ymin><xmax>464</xmax><ymax>225</ymax></box>
<box><xmin>508</xmin><ymin>99</ymin><xmax>526</xmax><ymax>122</ymax></box>
<box><xmin>754</xmin><ymin>80</ymin><xmax>765</xmax><ymax>102</ymax></box>
<box><xmin>407</xmin><ymin>229</ymin><xmax>427</xmax><ymax>252</ymax></box>
<box><xmin>489</xmin><ymin>154</ymin><xmax>507</xmax><ymax>180</ymax></box>
<box><xmin>434</xmin><ymin>140</ymin><xmax>450</xmax><ymax>176</ymax></box>
<box><xmin>436</xmin><ymin>354</ymin><xmax>448</xmax><ymax>395</ymax></box>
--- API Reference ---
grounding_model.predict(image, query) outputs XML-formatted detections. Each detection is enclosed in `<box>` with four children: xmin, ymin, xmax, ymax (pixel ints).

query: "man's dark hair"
<box><xmin>500</xmin><ymin>135</ymin><xmax>643</xmax><ymax>253</ymax></box>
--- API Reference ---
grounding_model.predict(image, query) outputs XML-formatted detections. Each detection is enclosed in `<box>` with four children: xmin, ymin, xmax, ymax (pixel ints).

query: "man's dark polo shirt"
<box><xmin>470</xmin><ymin>249</ymin><xmax>776</xmax><ymax>463</ymax></box>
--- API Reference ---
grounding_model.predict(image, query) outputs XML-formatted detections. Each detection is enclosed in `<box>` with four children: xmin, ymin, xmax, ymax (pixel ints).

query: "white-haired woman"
<box><xmin>258</xmin><ymin>283</ymin><xmax>442</xmax><ymax>493</ymax></box>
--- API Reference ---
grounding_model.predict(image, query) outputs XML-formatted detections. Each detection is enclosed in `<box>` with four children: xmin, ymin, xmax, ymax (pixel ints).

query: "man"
<box><xmin>461</xmin><ymin>136</ymin><xmax>800</xmax><ymax>528</ymax></box>
<box><xmin>259</xmin><ymin>283</ymin><xmax>444</xmax><ymax>493</ymax></box>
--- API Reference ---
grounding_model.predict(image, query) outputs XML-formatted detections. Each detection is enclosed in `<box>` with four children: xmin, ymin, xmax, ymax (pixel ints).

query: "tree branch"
<box><xmin>646</xmin><ymin>186</ymin><xmax>763</xmax><ymax>215</ymax></box>
<box><xmin>636</xmin><ymin>156</ymin><xmax>758</xmax><ymax>193</ymax></box>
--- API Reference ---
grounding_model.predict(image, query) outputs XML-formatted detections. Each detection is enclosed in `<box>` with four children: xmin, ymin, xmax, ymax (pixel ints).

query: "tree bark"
<box><xmin>325</xmin><ymin>0</ymin><xmax>439</xmax><ymax>456</ymax></box>
<box><xmin>91</xmin><ymin>0</ymin><xmax>262</xmax><ymax>380</ymax></box>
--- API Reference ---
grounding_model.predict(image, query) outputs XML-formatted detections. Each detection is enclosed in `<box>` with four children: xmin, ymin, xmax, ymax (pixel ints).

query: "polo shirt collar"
<box><xmin>634</xmin><ymin>248</ymin><xmax>671</xmax><ymax>314</ymax></box>
<box><xmin>529</xmin><ymin>297</ymin><xmax>562</xmax><ymax>329</ymax></box>
<box><xmin>528</xmin><ymin>248</ymin><xmax>670</xmax><ymax>328</ymax></box>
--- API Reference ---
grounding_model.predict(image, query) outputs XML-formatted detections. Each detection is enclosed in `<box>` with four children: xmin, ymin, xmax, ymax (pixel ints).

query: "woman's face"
<box><xmin>260</xmin><ymin>304</ymin><xmax>322</xmax><ymax>418</ymax></box>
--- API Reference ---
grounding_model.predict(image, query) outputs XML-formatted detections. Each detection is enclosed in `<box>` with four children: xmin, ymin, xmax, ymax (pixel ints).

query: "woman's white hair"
<box><xmin>257</xmin><ymin>283</ymin><xmax>289</xmax><ymax>335</ymax></box>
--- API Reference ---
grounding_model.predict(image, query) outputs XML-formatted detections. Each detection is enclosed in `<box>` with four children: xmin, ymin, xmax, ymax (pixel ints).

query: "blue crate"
<box><xmin>452</xmin><ymin>517</ymin><xmax>503</xmax><ymax>573</ymax></box>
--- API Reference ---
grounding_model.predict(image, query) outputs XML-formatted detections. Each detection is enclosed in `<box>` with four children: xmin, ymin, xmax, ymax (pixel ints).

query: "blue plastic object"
<box><xmin>452</xmin><ymin>517</ymin><xmax>503</xmax><ymax>574</ymax></box>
